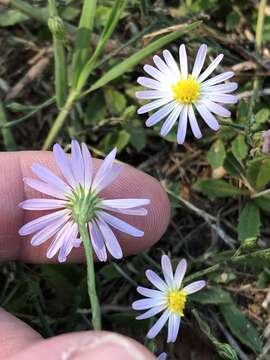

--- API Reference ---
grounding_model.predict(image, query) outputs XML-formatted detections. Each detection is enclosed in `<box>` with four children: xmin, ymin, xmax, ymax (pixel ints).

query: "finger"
<box><xmin>0</xmin><ymin>151</ymin><xmax>170</xmax><ymax>262</ymax></box>
<box><xmin>9</xmin><ymin>330</ymin><xmax>155</xmax><ymax>360</ymax></box>
<box><xmin>0</xmin><ymin>308</ymin><xmax>41</xmax><ymax>358</ymax></box>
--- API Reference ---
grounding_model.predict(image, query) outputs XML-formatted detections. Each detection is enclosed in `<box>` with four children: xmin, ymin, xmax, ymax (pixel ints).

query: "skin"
<box><xmin>0</xmin><ymin>151</ymin><xmax>171</xmax><ymax>360</ymax></box>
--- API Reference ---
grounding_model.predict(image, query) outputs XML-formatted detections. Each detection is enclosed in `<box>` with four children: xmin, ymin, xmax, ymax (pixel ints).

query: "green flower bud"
<box><xmin>48</xmin><ymin>16</ymin><xmax>67</xmax><ymax>41</ymax></box>
<box><xmin>241</xmin><ymin>237</ymin><xmax>257</xmax><ymax>251</ymax></box>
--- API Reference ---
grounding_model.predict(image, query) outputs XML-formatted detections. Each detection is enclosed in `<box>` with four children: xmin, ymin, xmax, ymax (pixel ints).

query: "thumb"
<box><xmin>11</xmin><ymin>330</ymin><xmax>155</xmax><ymax>360</ymax></box>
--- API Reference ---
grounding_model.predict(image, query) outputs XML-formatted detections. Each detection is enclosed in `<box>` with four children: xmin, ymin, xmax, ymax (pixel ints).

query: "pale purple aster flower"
<box><xmin>136</xmin><ymin>43</ymin><xmax>238</xmax><ymax>144</ymax></box>
<box><xmin>157</xmin><ymin>352</ymin><xmax>167</xmax><ymax>360</ymax></box>
<box><xmin>132</xmin><ymin>255</ymin><xmax>206</xmax><ymax>343</ymax></box>
<box><xmin>262</xmin><ymin>129</ymin><xmax>270</xmax><ymax>154</ymax></box>
<box><xmin>19</xmin><ymin>141</ymin><xmax>150</xmax><ymax>263</ymax></box>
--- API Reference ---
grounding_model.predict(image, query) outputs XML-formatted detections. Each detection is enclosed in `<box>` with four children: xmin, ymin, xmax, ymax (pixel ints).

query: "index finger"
<box><xmin>0</xmin><ymin>150</ymin><xmax>170</xmax><ymax>262</ymax></box>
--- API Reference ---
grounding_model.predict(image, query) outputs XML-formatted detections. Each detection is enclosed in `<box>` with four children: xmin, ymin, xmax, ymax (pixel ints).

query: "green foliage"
<box><xmin>0</xmin><ymin>9</ymin><xmax>28</xmax><ymax>26</ymax></box>
<box><xmin>237</xmin><ymin>202</ymin><xmax>261</xmax><ymax>241</ymax></box>
<box><xmin>195</xmin><ymin>179</ymin><xmax>248</xmax><ymax>198</ymax></box>
<box><xmin>231</xmin><ymin>135</ymin><xmax>248</xmax><ymax>161</ymax></box>
<box><xmin>190</xmin><ymin>287</ymin><xmax>232</xmax><ymax>304</ymax></box>
<box><xmin>207</xmin><ymin>139</ymin><xmax>226</xmax><ymax>168</ymax></box>
<box><xmin>220</xmin><ymin>303</ymin><xmax>263</xmax><ymax>353</ymax></box>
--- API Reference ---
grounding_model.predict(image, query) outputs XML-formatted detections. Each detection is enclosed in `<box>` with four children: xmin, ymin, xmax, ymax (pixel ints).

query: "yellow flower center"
<box><xmin>172</xmin><ymin>75</ymin><xmax>200</xmax><ymax>104</ymax></box>
<box><xmin>167</xmin><ymin>290</ymin><xmax>187</xmax><ymax>316</ymax></box>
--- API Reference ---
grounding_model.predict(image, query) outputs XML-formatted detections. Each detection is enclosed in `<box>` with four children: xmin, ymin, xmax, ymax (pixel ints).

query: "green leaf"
<box><xmin>255</xmin><ymin>195</ymin><xmax>270</xmax><ymax>213</ymax></box>
<box><xmin>220</xmin><ymin>303</ymin><xmax>263</xmax><ymax>353</ymax></box>
<box><xmin>255</xmin><ymin>108</ymin><xmax>270</xmax><ymax>124</ymax></box>
<box><xmin>104</xmin><ymin>89</ymin><xmax>127</xmax><ymax>116</ymax></box>
<box><xmin>76</xmin><ymin>0</ymin><xmax>127</xmax><ymax>91</ymax></box>
<box><xmin>207</xmin><ymin>139</ymin><xmax>226</xmax><ymax>168</ymax></box>
<box><xmin>100</xmin><ymin>130</ymin><xmax>130</xmax><ymax>153</ymax></box>
<box><xmin>0</xmin><ymin>100</ymin><xmax>16</xmax><ymax>151</ymax></box>
<box><xmin>190</xmin><ymin>288</ymin><xmax>232</xmax><ymax>305</ymax></box>
<box><xmin>84</xmin><ymin>91</ymin><xmax>107</xmax><ymax>125</ymax></box>
<box><xmin>247</xmin><ymin>157</ymin><xmax>270</xmax><ymax>190</ymax></box>
<box><xmin>195</xmin><ymin>179</ymin><xmax>248</xmax><ymax>198</ymax></box>
<box><xmin>224</xmin><ymin>152</ymin><xmax>244</xmax><ymax>177</ymax></box>
<box><xmin>232</xmin><ymin>135</ymin><xmax>248</xmax><ymax>161</ymax></box>
<box><xmin>71</xmin><ymin>0</ymin><xmax>97</xmax><ymax>87</ymax></box>
<box><xmin>88</xmin><ymin>21</ymin><xmax>201</xmax><ymax>92</ymax></box>
<box><xmin>0</xmin><ymin>9</ymin><xmax>28</xmax><ymax>27</ymax></box>
<box><xmin>237</xmin><ymin>202</ymin><xmax>261</xmax><ymax>242</ymax></box>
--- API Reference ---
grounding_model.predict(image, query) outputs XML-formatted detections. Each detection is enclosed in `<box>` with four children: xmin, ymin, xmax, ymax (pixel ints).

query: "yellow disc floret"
<box><xmin>172</xmin><ymin>75</ymin><xmax>200</xmax><ymax>104</ymax></box>
<box><xmin>167</xmin><ymin>290</ymin><xmax>187</xmax><ymax>316</ymax></box>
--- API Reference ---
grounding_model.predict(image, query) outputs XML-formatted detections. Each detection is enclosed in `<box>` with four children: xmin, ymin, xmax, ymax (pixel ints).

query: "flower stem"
<box><xmin>219</xmin><ymin>120</ymin><xmax>246</xmax><ymax>131</ymax></box>
<box><xmin>42</xmin><ymin>90</ymin><xmax>78</xmax><ymax>150</ymax></box>
<box><xmin>78</xmin><ymin>221</ymin><xmax>102</xmax><ymax>330</ymax></box>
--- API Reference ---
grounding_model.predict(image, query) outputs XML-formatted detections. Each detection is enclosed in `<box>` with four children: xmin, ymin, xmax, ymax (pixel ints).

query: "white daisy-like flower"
<box><xmin>18</xmin><ymin>141</ymin><xmax>150</xmax><ymax>263</ymax></box>
<box><xmin>136</xmin><ymin>43</ymin><xmax>238</xmax><ymax>144</ymax></box>
<box><xmin>132</xmin><ymin>255</ymin><xmax>206</xmax><ymax>343</ymax></box>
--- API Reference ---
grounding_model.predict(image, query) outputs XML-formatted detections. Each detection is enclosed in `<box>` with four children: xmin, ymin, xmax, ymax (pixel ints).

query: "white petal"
<box><xmin>145</xmin><ymin>101</ymin><xmax>177</xmax><ymax>127</ymax></box>
<box><xmin>19</xmin><ymin>199</ymin><xmax>66</xmax><ymax>210</ymax></box>
<box><xmin>137</xmin><ymin>286</ymin><xmax>165</xmax><ymax>299</ymax></box>
<box><xmin>179</xmin><ymin>44</ymin><xmax>188</xmax><ymax>79</ymax></box>
<box><xmin>163</xmin><ymin>50</ymin><xmax>180</xmax><ymax>79</ymax></box>
<box><xmin>46</xmin><ymin>221</ymin><xmax>73</xmax><ymax>259</ymax></box>
<box><xmin>136</xmin><ymin>305</ymin><xmax>166</xmax><ymax>320</ymax></box>
<box><xmin>160</xmin><ymin>105</ymin><xmax>182</xmax><ymax>137</ymax></box>
<box><xmin>167</xmin><ymin>314</ymin><xmax>181</xmax><ymax>343</ymax></box>
<box><xmin>161</xmin><ymin>255</ymin><xmax>174</xmax><ymax>288</ymax></box>
<box><xmin>195</xmin><ymin>104</ymin><xmax>220</xmax><ymax>131</ymax></box>
<box><xmin>132</xmin><ymin>298</ymin><xmax>166</xmax><ymax>310</ymax></box>
<box><xmin>146</xmin><ymin>269</ymin><xmax>167</xmax><ymax>292</ymax></box>
<box><xmin>147</xmin><ymin>309</ymin><xmax>170</xmax><ymax>339</ymax></box>
<box><xmin>23</xmin><ymin>177</ymin><xmax>66</xmax><ymax>199</ymax></box>
<box><xmin>101</xmin><ymin>198</ymin><xmax>150</xmax><ymax>209</ymax></box>
<box><xmin>183</xmin><ymin>280</ymin><xmax>206</xmax><ymax>294</ymax></box>
<box><xmin>89</xmin><ymin>221</ymin><xmax>107</xmax><ymax>262</ymax></box>
<box><xmin>201</xmin><ymin>71</ymin><xmax>234</xmax><ymax>87</ymax></box>
<box><xmin>198</xmin><ymin>54</ymin><xmax>224</xmax><ymax>82</ymax></box>
<box><xmin>82</xmin><ymin>143</ymin><xmax>93</xmax><ymax>191</ymax></box>
<box><xmin>153</xmin><ymin>55</ymin><xmax>175</xmax><ymax>81</ymax></box>
<box><xmin>204</xmin><ymin>100</ymin><xmax>231</xmax><ymax>117</ymax></box>
<box><xmin>97</xmin><ymin>211</ymin><xmax>144</xmax><ymax>237</ymax></box>
<box><xmin>99</xmin><ymin>205</ymin><xmax>147</xmax><ymax>216</ymax></box>
<box><xmin>53</xmin><ymin>144</ymin><xmax>77</xmax><ymax>188</ymax></box>
<box><xmin>136</xmin><ymin>90</ymin><xmax>170</xmax><ymax>100</ymax></box>
<box><xmin>192</xmin><ymin>44</ymin><xmax>207</xmax><ymax>79</ymax></box>
<box><xmin>97</xmin><ymin>218</ymin><xmax>123</xmax><ymax>259</ymax></box>
<box><xmin>144</xmin><ymin>64</ymin><xmax>167</xmax><ymax>82</ymax></box>
<box><xmin>58</xmin><ymin>222</ymin><xmax>78</xmax><ymax>263</ymax></box>
<box><xmin>138</xmin><ymin>97</ymin><xmax>173</xmax><ymax>115</ymax></box>
<box><xmin>30</xmin><ymin>216</ymin><xmax>68</xmax><ymax>246</ymax></box>
<box><xmin>202</xmin><ymin>82</ymin><xmax>238</xmax><ymax>94</ymax></box>
<box><xmin>174</xmin><ymin>259</ymin><xmax>187</xmax><ymax>289</ymax></box>
<box><xmin>188</xmin><ymin>105</ymin><xmax>202</xmax><ymax>139</ymax></box>
<box><xmin>177</xmin><ymin>105</ymin><xmax>188</xmax><ymax>144</ymax></box>
<box><xmin>137</xmin><ymin>76</ymin><xmax>165</xmax><ymax>90</ymax></box>
<box><xmin>207</xmin><ymin>94</ymin><xmax>238</xmax><ymax>104</ymax></box>
<box><xmin>71</xmin><ymin>140</ymin><xmax>84</xmax><ymax>186</ymax></box>
<box><xmin>94</xmin><ymin>164</ymin><xmax>123</xmax><ymax>194</ymax></box>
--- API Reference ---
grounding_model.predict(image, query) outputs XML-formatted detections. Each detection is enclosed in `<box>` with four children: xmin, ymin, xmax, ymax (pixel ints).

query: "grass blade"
<box><xmin>48</xmin><ymin>0</ymin><xmax>68</xmax><ymax>109</ymax></box>
<box><xmin>0</xmin><ymin>100</ymin><xmax>17</xmax><ymax>151</ymax></box>
<box><xmin>71</xmin><ymin>0</ymin><xmax>97</xmax><ymax>88</ymax></box>
<box><xmin>76</xmin><ymin>0</ymin><xmax>127</xmax><ymax>92</ymax></box>
<box><xmin>83</xmin><ymin>21</ymin><xmax>201</xmax><ymax>95</ymax></box>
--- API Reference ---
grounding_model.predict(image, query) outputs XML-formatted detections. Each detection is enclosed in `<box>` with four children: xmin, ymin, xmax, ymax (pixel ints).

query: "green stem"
<box><xmin>78</xmin><ymin>221</ymin><xmax>101</xmax><ymax>331</ymax></box>
<box><xmin>42</xmin><ymin>91</ymin><xmax>78</xmax><ymax>150</ymax></box>
<box><xmin>219</xmin><ymin>120</ymin><xmax>246</xmax><ymax>131</ymax></box>
<box><xmin>0</xmin><ymin>99</ymin><xmax>16</xmax><ymax>150</ymax></box>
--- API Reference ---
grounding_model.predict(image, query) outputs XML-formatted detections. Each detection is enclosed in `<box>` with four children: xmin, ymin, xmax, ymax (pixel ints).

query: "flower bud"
<box><xmin>217</xmin><ymin>343</ymin><xmax>238</xmax><ymax>360</ymax></box>
<box><xmin>48</xmin><ymin>16</ymin><xmax>67</xmax><ymax>41</ymax></box>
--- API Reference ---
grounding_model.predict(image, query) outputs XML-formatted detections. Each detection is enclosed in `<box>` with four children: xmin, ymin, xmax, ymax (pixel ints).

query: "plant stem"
<box><xmin>42</xmin><ymin>91</ymin><xmax>78</xmax><ymax>150</ymax></box>
<box><xmin>78</xmin><ymin>221</ymin><xmax>101</xmax><ymax>331</ymax></box>
<box><xmin>0</xmin><ymin>99</ymin><xmax>16</xmax><ymax>151</ymax></box>
<box><xmin>219</xmin><ymin>120</ymin><xmax>246</xmax><ymax>131</ymax></box>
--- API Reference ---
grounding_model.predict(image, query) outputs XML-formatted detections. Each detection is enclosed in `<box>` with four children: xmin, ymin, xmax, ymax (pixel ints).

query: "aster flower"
<box><xmin>136</xmin><ymin>43</ymin><xmax>238</xmax><ymax>144</ymax></box>
<box><xmin>132</xmin><ymin>255</ymin><xmax>206</xmax><ymax>343</ymax></box>
<box><xmin>157</xmin><ymin>352</ymin><xmax>167</xmax><ymax>360</ymax></box>
<box><xmin>19</xmin><ymin>141</ymin><xmax>150</xmax><ymax>263</ymax></box>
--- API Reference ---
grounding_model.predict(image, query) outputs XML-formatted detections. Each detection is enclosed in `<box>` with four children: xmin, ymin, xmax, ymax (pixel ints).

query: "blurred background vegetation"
<box><xmin>0</xmin><ymin>0</ymin><xmax>270</xmax><ymax>359</ymax></box>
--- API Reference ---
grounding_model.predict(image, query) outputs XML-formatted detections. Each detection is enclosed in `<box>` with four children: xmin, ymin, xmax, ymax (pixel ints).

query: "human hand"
<box><xmin>0</xmin><ymin>150</ymin><xmax>170</xmax><ymax>360</ymax></box>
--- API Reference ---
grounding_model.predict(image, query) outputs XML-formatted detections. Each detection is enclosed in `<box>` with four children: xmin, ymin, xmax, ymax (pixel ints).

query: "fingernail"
<box><xmin>69</xmin><ymin>333</ymin><xmax>154</xmax><ymax>360</ymax></box>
